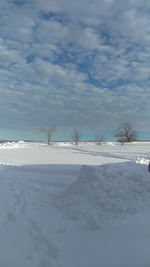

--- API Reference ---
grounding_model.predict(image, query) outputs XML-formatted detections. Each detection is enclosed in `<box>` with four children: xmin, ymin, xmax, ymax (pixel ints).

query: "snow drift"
<box><xmin>56</xmin><ymin>162</ymin><xmax>150</xmax><ymax>229</ymax></box>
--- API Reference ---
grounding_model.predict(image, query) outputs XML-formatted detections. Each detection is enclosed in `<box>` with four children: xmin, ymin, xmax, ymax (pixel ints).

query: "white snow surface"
<box><xmin>0</xmin><ymin>141</ymin><xmax>150</xmax><ymax>266</ymax></box>
<box><xmin>56</xmin><ymin>163</ymin><xmax>150</xmax><ymax>227</ymax></box>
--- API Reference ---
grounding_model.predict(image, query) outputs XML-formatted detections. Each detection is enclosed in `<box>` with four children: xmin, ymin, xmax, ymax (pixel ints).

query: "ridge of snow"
<box><xmin>56</xmin><ymin>162</ymin><xmax>150</xmax><ymax>229</ymax></box>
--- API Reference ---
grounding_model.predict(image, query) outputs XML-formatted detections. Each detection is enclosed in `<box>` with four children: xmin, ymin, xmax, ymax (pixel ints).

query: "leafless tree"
<box><xmin>72</xmin><ymin>128</ymin><xmax>81</xmax><ymax>146</ymax></box>
<box><xmin>115</xmin><ymin>121</ymin><xmax>137</xmax><ymax>143</ymax></box>
<box><xmin>95</xmin><ymin>135</ymin><xmax>105</xmax><ymax>145</ymax></box>
<box><xmin>40</xmin><ymin>127</ymin><xmax>56</xmax><ymax>145</ymax></box>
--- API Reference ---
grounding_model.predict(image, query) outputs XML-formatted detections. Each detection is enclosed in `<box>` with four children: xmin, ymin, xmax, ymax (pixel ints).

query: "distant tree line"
<box><xmin>40</xmin><ymin>121</ymin><xmax>137</xmax><ymax>145</ymax></box>
<box><xmin>40</xmin><ymin>126</ymin><xmax>82</xmax><ymax>146</ymax></box>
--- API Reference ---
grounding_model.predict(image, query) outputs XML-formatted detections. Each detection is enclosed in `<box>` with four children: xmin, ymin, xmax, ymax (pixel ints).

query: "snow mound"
<box><xmin>107</xmin><ymin>142</ymin><xmax>116</xmax><ymax>146</ymax></box>
<box><xmin>0</xmin><ymin>141</ymin><xmax>47</xmax><ymax>149</ymax></box>
<box><xmin>55</xmin><ymin>142</ymin><xmax>73</xmax><ymax>147</ymax></box>
<box><xmin>56</xmin><ymin>162</ymin><xmax>150</xmax><ymax>229</ymax></box>
<box><xmin>135</xmin><ymin>157</ymin><xmax>149</xmax><ymax>165</ymax></box>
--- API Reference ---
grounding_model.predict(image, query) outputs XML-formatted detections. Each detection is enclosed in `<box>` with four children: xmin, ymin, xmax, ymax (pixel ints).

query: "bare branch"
<box><xmin>40</xmin><ymin>127</ymin><xmax>56</xmax><ymax>145</ymax></box>
<box><xmin>95</xmin><ymin>135</ymin><xmax>105</xmax><ymax>145</ymax></box>
<box><xmin>71</xmin><ymin>128</ymin><xmax>81</xmax><ymax>146</ymax></box>
<box><xmin>115</xmin><ymin>122</ymin><xmax>137</xmax><ymax>143</ymax></box>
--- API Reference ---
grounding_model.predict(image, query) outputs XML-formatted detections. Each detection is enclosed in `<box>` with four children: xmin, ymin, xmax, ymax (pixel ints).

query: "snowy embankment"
<box><xmin>56</xmin><ymin>162</ymin><xmax>150</xmax><ymax>229</ymax></box>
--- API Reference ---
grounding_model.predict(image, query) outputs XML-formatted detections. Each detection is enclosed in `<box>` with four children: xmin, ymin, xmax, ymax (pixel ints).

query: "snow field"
<box><xmin>0</xmin><ymin>142</ymin><xmax>150</xmax><ymax>266</ymax></box>
<box><xmin>0</xmin><ymin>164</ymin><xmax>78</xmax><ymax>267</ymax></box>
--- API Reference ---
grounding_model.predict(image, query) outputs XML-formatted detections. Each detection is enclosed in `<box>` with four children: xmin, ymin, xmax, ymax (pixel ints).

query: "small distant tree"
<box><xmin>115</xmin><ymin>121</ymin><xmax>137</xmax><ymax>143</ymax></box>
<box><xmin>95</xmin><ymin>135</ymin><xmax>105</xmax><ymax>145</ymax></box>
<box><xmin>72</xmin><ymin>128</ymin><xmax>81</xmax><ymax>146</ymax></box>
<box><xmin>40</xmin><ymin>127</ymin><xmax>56</xmax><ymax>145</ymax></box>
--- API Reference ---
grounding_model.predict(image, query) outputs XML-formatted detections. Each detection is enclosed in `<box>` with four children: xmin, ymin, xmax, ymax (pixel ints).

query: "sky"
<box><xmin>0</xmin><ymin>0</ymin><xmax>150</xmax><ymax>140</ymax></box>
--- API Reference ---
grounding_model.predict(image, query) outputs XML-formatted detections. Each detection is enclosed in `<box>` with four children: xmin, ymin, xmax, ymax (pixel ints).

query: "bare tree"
<box><xmin>72</xmin><ymin>128</ymin><xmax>81</xmax><ymax>146</ymax></box>
<box><xmin>95</xmin><ymin>135</ymin><xmax>105</xmax><ymax>145</ymax></box>
<box><xmin>115</xmin><ymin>121</ymin><xmax>137</xmax><ymax>143</ymax></box>
<box><xmin>40</xmin><ymin>127</ymin><xmax>56</xmax><ymax>145</ymax></box>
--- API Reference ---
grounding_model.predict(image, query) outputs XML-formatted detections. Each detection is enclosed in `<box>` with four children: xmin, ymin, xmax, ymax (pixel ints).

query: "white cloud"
<box><xmin>0</xmin><ymin>0</ymin><xmax>150</xmax><ymax>135</ymax></box>
<box><xmin>35</xmin><ymin>20</ymin><xmax>68</xmax><ymax>44</ymax></box>
<box><xmin>0</xmin><ymin>40</ymin><xmax>24</xmax><ymax>63</ymax></box>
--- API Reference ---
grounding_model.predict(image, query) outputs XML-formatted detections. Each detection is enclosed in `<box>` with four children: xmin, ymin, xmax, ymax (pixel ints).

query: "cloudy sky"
<box><xmin>0</xmin><ymin>0</ymin><xmax>150</xmax><ymax>140</ymax></box>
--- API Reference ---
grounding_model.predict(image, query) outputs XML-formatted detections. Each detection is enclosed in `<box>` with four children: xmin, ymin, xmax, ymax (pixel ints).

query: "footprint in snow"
<box><xmin>27</xmin><ymin>218</ymin><xmax>60</xmax><ymax>265</ymax></box>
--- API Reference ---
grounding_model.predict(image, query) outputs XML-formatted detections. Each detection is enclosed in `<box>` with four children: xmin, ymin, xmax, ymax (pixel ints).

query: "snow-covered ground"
<box><xmin>0</xmin><ymin>141</ymin><xmax>150</xmax><ymax>266</ymax></box>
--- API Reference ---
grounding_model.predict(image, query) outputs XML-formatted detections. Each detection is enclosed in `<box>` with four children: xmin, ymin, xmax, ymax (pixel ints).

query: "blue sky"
<box><xmin>0</xmin><ymin>0</ymin><xmax>150</xmax><ymax>140</ymax></box>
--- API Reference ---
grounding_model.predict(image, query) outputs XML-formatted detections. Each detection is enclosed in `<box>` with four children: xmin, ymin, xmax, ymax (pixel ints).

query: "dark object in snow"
<box><xmin>148</xmin><ymin>162</ymin><xmax>150</xmax><ymax>172</ymax></box>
